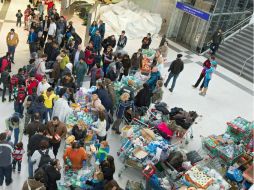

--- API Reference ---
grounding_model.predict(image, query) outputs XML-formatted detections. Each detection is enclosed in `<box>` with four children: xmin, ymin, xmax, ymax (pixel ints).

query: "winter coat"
<box><xmin>168</xmin><ymin>58</ymin><xmax>184</xmax><ymax>75</ymax></box>
<box><xmin>60</xmin><ymin>55</ymin><xmax>70</xmax><ymax>70</ymax></box>
<box><xmin>26</xmin><ymin>79</ymin><xmax>39</xmax><ymax>95</ymax></box>
<box><xmin>116</xmin><ymin>100</ymin><xmax>134</xmax><ymax>119</ymax></box>
<box><xmin>106</xmin><ymin>69</ymin><xmax>117</xmax><ymax>82</ymax></box>
<box><xmin>75</xmin><ymin>61</ymin><xmax>87</xmax><ymax>86</ymax></box>
<box><xmin>28</xmin><ymin>102</ymin><xmax>47</xmax><ymax>122</ymax></box>
<box><xmin>0</xmin><ymin>57</ymin><xmax>11</xmax><ymax>73</ymax></box>
<box><xmin>91</xmin><ymin>35</ymin><xmax>102</xmax><ymax>51</ymax></box>
<box><xmin>98</xmin><ymin>23</ymin><xmax>105</xmax><ymax>39</ymax></box>
<box><xmin>46</xmin><ymin>121</ymin><xmax>67</xmax><ymax>144</ymax></box>
<box><xmin>130</xmin><ymin>53</ymin><xmax>143</xmax><ymax>70</ymax></box>
<box><xmin>71</xmin><ymin>50</ymin><xmax>85</xmax><ymax>65</ymax></box>
<box><xmin>94</xmin><ymin>88</ymin><xmax>113</xmax><ymax>112</ymax></box>
<box><xmin>52</xmin><ymin>97</ymin><xmax>73</xmax><ymax>123</ymax></box>
<box><xmin>28</xmin><ymin>134</ymin><xmax>48</xmax><ymax>156</ymax></box>
<box><xmin>135</xmin><ymin>87</ymin><xmax>151</xmax><ymax>108</ymax></box>
<box><xmin>117</xmin><ymin>35</ymin><xmax>127</xmax><ymax>48</ymax></box>
<box><xmin>102</xmin><ymin>37</ymin><xmax>116</xmax><ymax>49</ymax></box>
<box><xmin>45</xmin><ymin>165</ymin><xmax>61</xmax><ymax>190</ymax></box>
<box><xmin>122</xmin><ymin>58</ymin><xmax>131</xmax><ymax>76</ymax></box>
<box><xmin>201</xmin><ymin>59</ymin><xmax>211</xmax><ymax>76</ymax></box>
<box><xmin>22</xmin><ymin>179</ymin><xmax>46</xmax><ymax>190</ymax></box>
<box><xmin>89</xmin><ymin>25</ymin><xmax>98</xmax><ymax>37</ymax></box>
<box><xmin>51</xmin><ymin>61</ymin><xmax>60</xmax><ymax>82</ymax></box>
<box><xmin>147</xmin><ymin>71</ymin><xmax>161</xmax><ymax>91</ymax></box>
<box><xmin>6</xmin><ymin>32</ymin><xmax>19</xmax><ymax>46</ymax></box>
<box><xmin>102</xmin><ymin>51</ymin><xmax>113</xmax><ymax>66</ymax></box>
<box><xmin>84</xmin><ymin>47</ymin><xmax>95</xmax><ymax>65</ymax></box>
<box><xmin>44</xmin><ymin>42</ymin><xmax>53</xmax><ymax>59</ymax></box>
<box><xmin>47</xmin><ymin>47</ymin><xmax>60</xmax><ymax>62</ymax></box>
<box><xmin>104</xmin><ymin>79</ymin><xmax>116</xmax><ymax>107</ymax></box>
<box><xmin>27</xmin><ymin>32</ymin><xmax>37</xmax><ymax>44</ymax></box>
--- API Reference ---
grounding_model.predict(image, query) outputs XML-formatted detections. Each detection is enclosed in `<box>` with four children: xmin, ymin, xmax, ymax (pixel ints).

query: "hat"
<box><xmin>177</xmin><ymin>54</ymin><xmax>183</xmax><ymax>58</ymax></box>
<box><xmin>66</xmin><ymin>135</ymin><xmax>75</xmax><ymax>144</ymax></box>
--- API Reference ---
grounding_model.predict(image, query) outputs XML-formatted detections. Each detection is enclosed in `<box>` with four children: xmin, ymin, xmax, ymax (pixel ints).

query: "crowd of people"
<box><xmin>0</xmin><ymin>1</ymin><xmax>219</xmax><ymax>190</ymax></box>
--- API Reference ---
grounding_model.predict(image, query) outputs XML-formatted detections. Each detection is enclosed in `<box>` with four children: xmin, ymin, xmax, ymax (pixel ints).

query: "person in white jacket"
<box><xmin>52</xmin><ymin>88</ymin><xmax>72</xmax><ymax>123</ymax></box>
<box><xmin>48</xmin><ymin>19</ymin><xmax>56</xmax><ymax>37</ymax></box>
<box><xmin>37</xmin><ymin>75</ymin><xmax>51</xmax><ymax>95</ymax></box>
<box><xmin>91</xmin><ymin>111</ymin><xmax>107</xmax><ymax>142</ymax></box>
<box><xmin>35</xmin><ymin>54</ymin><xmax>52</xmax><ymax>76</ymax></box>
<box><xmin>31</xmin><ymin>140</ymin><xmax>54</xmax><ymax>173</ymax></box>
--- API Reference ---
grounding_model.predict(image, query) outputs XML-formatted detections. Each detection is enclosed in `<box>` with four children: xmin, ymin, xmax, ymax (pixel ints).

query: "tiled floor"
<box><xmin>0</xmin><ymin>0</ymin><xmax>253</xmax><ymax>189</ymax></box>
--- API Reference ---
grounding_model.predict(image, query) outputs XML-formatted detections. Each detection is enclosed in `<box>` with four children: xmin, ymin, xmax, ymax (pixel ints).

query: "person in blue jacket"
<box><xmin>98</xmin><ymin>20</ymin><xmax>105</xmax><ymax>40</ymax></box>
<box><xmin>199</xmin><ymin>64</ymin><xmax>215</xmax><ymax>96</ymax></box>
<box><xmin>27</xmin><ymin>27</ymin><xmax>38</xmax><ymax>55</ymax></box>
<box><xmin>91</xmin><ymin>30</ymin><xmax>102</xmax><ymax>55</ymax></box>
<box><xmin>112</xmin><ymin>92</ymin><xmax>134</xmax><ymax>134</ymax></box>
<box><xmin>146</xmin><ymin>67</ymin><xmax>161</xmax><ymax>92</ymax></box>
<box><xmin>89</xmin><ymin>21</ymin><xmax>98</xmax><ymax>39</ymax></box>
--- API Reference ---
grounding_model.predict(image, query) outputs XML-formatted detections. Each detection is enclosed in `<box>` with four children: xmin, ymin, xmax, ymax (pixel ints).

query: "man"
<box><xmin>116</xmin><ymin>30</ymin><xmax>127</xmax><ymax>51</ymax></box>
<box><xmin>24</xmin><ymin>113</ymin><xmax>44</xmax><ymax>140</ymax></box>
<box><xmin>42</xmin><ymin>87</ymin><xmax>57</xmax><ymax>122</ymax></box>
<box><xmin>6</xmin><ymin>29</ymin><xmax>19</xmax><ymax>63</ymax></box>
<box><xmin>44</xmin><ymin>37</ymin><xmax>53</xmax><ymax>60</ymax></box>
<box><xmin>27</xmin><ymin>27</ymin><xmax>37</xmax><ymax>55</ymax></box>
<box><xmin>0</xmin><ymin>133</ymin><xmax>13</xmax><ymax>188</ymax></box>
<box><xmin>141</xmin><ymin>33</ymin><xmax>152</xmax><ymax>49</ymax></box>
<box><xmin>71</xmin><ymin>44</ymin><xmax>85</xmax><ymax>67</ymax></box>
<box><xmin>91</xmin><ymin>30</ymin><xmax>102</xmax><ymax>55</ymax></box>
<box><xmin>98</xmin><ymin>20</ymin><xmax>105</xmax><ymax>40</ymax></box>
<box><xmin>42</xmin><ymin>15</ymin><xmax>50</xmax><ymax>42</ymax></box>
<box><xmin>211</xmin><ymin>29</ymin><xmax>222</xmax><ymax>55</ymax></box>
<box><xmin>56</xmin><ymin>16</ymin><xmax>66</xmax><ymax>46</ymax></box>
<box><xmin>0</xmin><ymin>67</ymin><xmax>11</xmax><ymax>102</ymax></box>
<box><xmin>164</xmin><ymin>54</ymin><xmax>184</xmax><ymax>92</ymax></box>
<box><xmin>48</xmin><ymin>19</ymin><xmax>57</xmax><ymax>38</ymax></box>
<box><xmin>46</xmin><ymin>116</ymin><xmax>67</xmax><ymax>158</ymax></box>
<box><xmin>59</xmin><ymin>50</ymin><xmax>70</xmax><ymax>71</ymax></box>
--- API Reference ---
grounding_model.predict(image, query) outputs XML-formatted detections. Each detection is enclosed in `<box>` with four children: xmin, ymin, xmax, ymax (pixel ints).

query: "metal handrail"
<box><xmin>239</xmin><ymin>55</ymin><xmax>254</xmax><ymax>76</ymax></box>
<box><xmin>201</xmin><ymin>15</ymin><xmax>252</xmax><ymax>55</ymax></box>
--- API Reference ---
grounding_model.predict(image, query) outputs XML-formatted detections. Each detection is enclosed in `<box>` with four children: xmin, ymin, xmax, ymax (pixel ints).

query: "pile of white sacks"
<box><xmin>98</xmin><ymin>0</ymin><xmax>162</xmax><ymax>39</ymax></box>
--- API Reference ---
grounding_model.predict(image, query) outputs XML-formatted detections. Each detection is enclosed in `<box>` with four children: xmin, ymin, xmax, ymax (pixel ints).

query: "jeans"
<box><xmin>0</xmin><ymin>165</ymin><xmax>12</xmax><ymax>186</ymax></box>
<box><xmin>45</xmin><ymin>108</ymin><xmax>53</xmax><ymax>123</ymax></box>
<box><xmin>57</xmin><ymin>34</ymin><xmax>64</xmax><ymax>46</ymax></box>
<box><xmin>204</xmin><ymin>78</ymin><xmax>211</xmax><ymax>88</ymax></box>
<box><xmin>102</xmin><ymin>64</ymin><xmax>109</xmax><ymax>76</ymax></box>
<box><xmin>194</xmin><ymin>73</ymin><xmax>204</xmax><ymax>89</ymax></box>
<box><xmin>7</xmin><ymin>127</ymin><xmax>19</xmax><ymax>146</ymax></box>
<box><xmin>16</xmin><ymin>19</ymin><xmax>21</xmax><ymax>27</ymax></box>
<box><xmin>14</xmin><ymin>102</ymin><xmax>24</xmax><ymax>118</ymax></box>
<box><xmin>164</xmin><ymin>72</ymin><xmax>179</xmax><ymax>91</ymax></box>
<box><xmin>12</xmin><ymin>160</ymin><xmax>21</xmax><ymax>171</ymax></box>
<box><xmin>210</xmin><ymin>43</ymin><xmax>219</xmax><ymax>55</ymax></box>
<box><xmin>8</xmin><ymin>45</ymin><xmax>16</xmax><ymax>62</ymax></box>
<box><xmin>2</xmin><ymin>85</ymin><xmax>12</xmax><ymax>102</ymax></box>
<box><xmin>29</xmin><ymin>42</ymin><xmax>37</xmax><ymax>54</ymax></box>
<box><xmin>28</xmin><ymin>156</ymin><xmax>34</xmax><ymax>178</ymax></box>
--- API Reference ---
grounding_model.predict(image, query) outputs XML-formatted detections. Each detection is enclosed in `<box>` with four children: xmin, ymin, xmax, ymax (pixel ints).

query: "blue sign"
<box><xmin>176</xmin><ymin>2</ymin><xmax>210</xmax><ymax>21</ymax></box>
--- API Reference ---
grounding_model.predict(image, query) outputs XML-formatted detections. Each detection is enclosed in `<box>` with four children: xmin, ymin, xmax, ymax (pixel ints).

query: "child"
<box><xmin>96</xmin><ymin>141</ymin><xmax>110</xmax><ymax>164</ymax></box>
<box><xmin>16</xmin><ymin>10</ymin><xmax>23</xmax><ymax>27</ymax></box>
<box><xmin>152</xmin><ymin>80</ymin><xmax>163</xmax><ymax>103</ymax></box>
<box><xmin>12</xmin><ymin>142</ymin><xmax>25</xmax><ymax>173</ymax></box>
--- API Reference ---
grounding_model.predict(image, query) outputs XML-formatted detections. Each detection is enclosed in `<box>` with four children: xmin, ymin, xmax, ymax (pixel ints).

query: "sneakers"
<box><xmin>192</xmin><ymin>85</ymin><xmax>196</xmax><ymax>88</ymax></box>
<box><xmin>169</xmin><ymin>88</ymin><xmax>173</xmax><ymax>92</ymax></box>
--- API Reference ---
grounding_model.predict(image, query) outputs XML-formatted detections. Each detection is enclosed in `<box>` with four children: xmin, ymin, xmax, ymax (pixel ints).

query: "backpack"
<box><xmin>10</xmin><ymin>75</ymin><xmax>19</xmax><ymax>90</ymax></box>
<box><xmin>16</xmin><ymin>86</ymin><xmax>26</xmax><ymax>103</ymax></box>
<box><xmin>95</xmin><ymin>68</ymin><xmax>103</xmax><ymax>80</ymax></box>
<box><xmin>38</xmin><ymin>149</ymin><xmax>52</xmax><ymax>168</ymax></box>
<box><xmin>34</xmin><ymin>165</ymin><xmax>49</xmax><ymax>187</ymax></box>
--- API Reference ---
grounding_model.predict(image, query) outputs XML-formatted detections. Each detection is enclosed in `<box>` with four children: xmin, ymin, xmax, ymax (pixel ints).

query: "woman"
<box><xmin>5</xmin><ymin>114</ymin><xmax>21</xmax><ymax>145</ymax></box>
<box><xmin>85</xmin><ymin>42</ymin><xmax>95</xmax><ymax>74</ymax></box>
<box><xmin>71</xmin><ymin>124</ymin><xmax>87</xmax><ymax>146</ymax></box>
<box><xmin>75</xmin><ymin>57</ymin><xmax>87</xmax><ymax>88</ymax></box>
<box><xmin>102</xmin><ymin>35</ymin><xmax>116</xmax><ymax>50</ymax></box>
<box><xmin>119</xmin><ymin>54</ymin><xmax>131</xmax><ymax>81</ymax></box>
<box><xmin>63</xmin><ymin>141</ymin><xmax>87</xmax><ymax>170</ymax></box>
<box><xmin>89</xmin><ymin>21</ymin><xmax>98</xmax><ymax>39</ymax></box>
<box><xmin>102</xmin><ymin>46</ymin><xmax>114</xmax><ymax>75</ymax></box>
<box><xmin>153</xmin><ymin>50</ymin><xmax>164</xmax><ymax>74</ymax></box>
<box><xmin>91</xmin><ymin>111</ymin><xmax>107</xmax><ymax>142</ymax></box>
<box><xmin>100</xmin><ymin>155</ymin><xmax>115</xmax><ymax>181</ymax></box>
<box><xmin>94</xmin><ymin>81</ymin><xmax>113</xmax><ymax>113</ymax></box>
<box><xmin>134</xmin><ymin>83</ymin><xmax>151</xmax><ymax>108</ymax></box>
<box><xmin>22</xmin><ymin>169</ymin><xmax>46</xmax><ymax>190</ymax></box>
<box><xmin>90</xmin><ymin>94</ymin><xmax>103</xmax><ymax>112</ymax></box>
<box><xmin>44</xmin><ymin>159</ymin><xmax>61</xmax><ymax>190</ymax></box>
<box><xmin>112</xmin><ymin>93</ymin><xmax>134</xmax><ymax>134</ymax></box>
<box><xmin>52</xmin><ymin>88</ymin><xmax>72</xmax><ymax>123</ymax></box>
<box><xmin>35</xmin><ymin>54</ymin><xmax>52</xmax><ymax>82</ymax></box>
<box><xmin>60</xmin><ymin>73</ymin><xmax>76</xmax><ymax>92</ymax></box>
<box><xmin>199</xmin><ymin>64</ymin><xmax>215</xmax><ymax>96</ymax></box>
<box><xmin>159</xmin><ymin>41</ymin><xmax>169</xmax><ymax>59</ymax></box>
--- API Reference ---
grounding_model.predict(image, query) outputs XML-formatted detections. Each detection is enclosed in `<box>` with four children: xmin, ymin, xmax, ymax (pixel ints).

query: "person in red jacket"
<box><xmin>85</xmin><ymin>42</ymin><xmax>95</xmax><ymax>74</ymax></box>
<box><xmin>45</xmin><ymin>0</ymin><xmax>55</xmax><ymax>14</ymax></box>
<box><xmin>26</xmin><ymin>74</ymin><xmax>39</xmax><ymax>95</ymax></box>
<box><xmin>192</xmin><ymin>57</ymin><xmax>211</xmax><ymax>90</ymax></box>
<box><xmin>0</xmin><ymin>52</ymin><xmax>12</xmax><ymax>73</ymax></box>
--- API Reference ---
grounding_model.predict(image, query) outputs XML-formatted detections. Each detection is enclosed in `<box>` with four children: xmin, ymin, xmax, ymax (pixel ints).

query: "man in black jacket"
<box><xmin>0</xmin><ymin>68</ymin><xmax>11</xmax><ymax>102</ymax></box>
<box><xmin>164</xmin><ymin>54</ymin><xmax>184</xmax><ymax>92</ymax></box>
<box><xmin>24</xmin><ymin>113</ymin><xmax>44</xmax><ymax>139</ymax></box>
<box><xmin>210</xmin><ymin>29</ymin><xmax>222</xmax><ymax>55</ymax></box>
